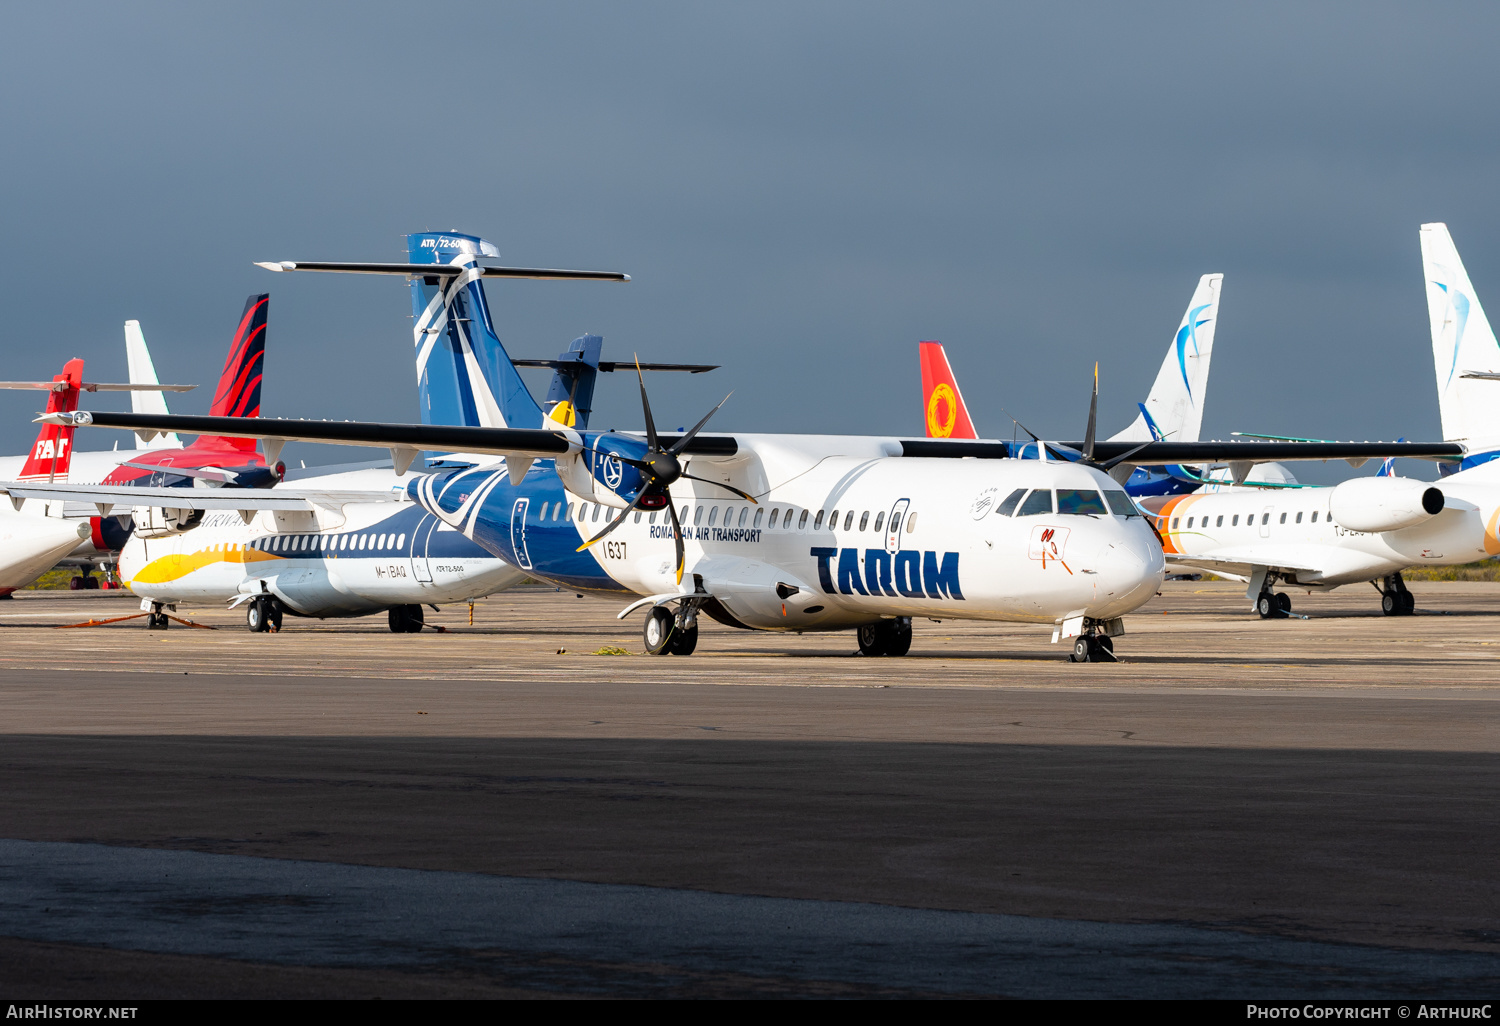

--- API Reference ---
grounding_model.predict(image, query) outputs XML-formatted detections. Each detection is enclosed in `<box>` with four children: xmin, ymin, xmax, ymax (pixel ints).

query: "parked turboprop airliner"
<box><xmin>34</xmin><ymin>233</ymin><xmax>1458</xmax><ymax>658</ymax></box>
<box><xmin>3</xmin><ymin>236</ymin><xmax>672</xmax><ymax>631</ymax></box>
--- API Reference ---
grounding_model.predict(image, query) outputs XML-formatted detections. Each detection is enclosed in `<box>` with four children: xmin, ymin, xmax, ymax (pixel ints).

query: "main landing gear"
<box><xmin>857</xmin><ymin>617</ymin><xmax>913</xmax><ymax>656</ymax></box>
<box><xmin>245</xmin><ymin>596</ymin><xmax>283</xmax><ymax>633</ymax></box>
<box><xmin>1377</xmin><ymin>573</ymin><xmax>1416</xmax><ymax>616</ymax></box>
<box><xmin>1256</xmin><ymin>590</ymin><xmax>1293</xmax><ymax>619</ymax></box>
<box><xmin>644</xmin><ymin>604</ymin><xmax>699</xmax><ymax>656</ymax></box>
<box><xmin>388</xmin><ymin>604</ymin><xmax>425</xmax><ymax>633</ymax></box>
<box><xmin>68</xmin><ymin>572</ymin><xmax>99</xmax><ymax>591</ymax></box>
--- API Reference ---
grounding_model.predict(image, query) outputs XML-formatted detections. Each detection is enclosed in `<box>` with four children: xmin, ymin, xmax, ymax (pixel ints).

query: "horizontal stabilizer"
<box><xmin>0</xmin><ymin>481</ymin><xmax>399</xmax><ymax>511</ymax></box>
<box><xmin>0</xmin><ymin>381</ymin><xmax>195</xmax><ymax>392</ymax></box>
<box><xmin>513</xmin><ymin>360</ymin><xmax>719</xmax><ymax>373</ymax></box>
<box><xmin>255</xmin><ymin>261</ymin><xmax>629</xmax><ymax>282</ymax></box>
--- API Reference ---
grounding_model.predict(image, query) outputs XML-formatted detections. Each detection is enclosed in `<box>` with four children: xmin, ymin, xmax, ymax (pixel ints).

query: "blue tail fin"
<box><xmin>406</xmin><ymin>232</ymin><xmax>543</xmax><ymax>430</ymax></box>
<box><xmin>543</xmin><ymin>334</ymin><xmax>603</xmax><ymax>429</ymax></box>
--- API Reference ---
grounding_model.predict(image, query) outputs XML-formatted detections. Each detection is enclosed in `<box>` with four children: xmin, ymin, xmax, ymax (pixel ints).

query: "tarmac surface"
<box><xmin>0</xmin><ymin>581</ymin><xmax>1496</xmax><ymax>997</ymax></box>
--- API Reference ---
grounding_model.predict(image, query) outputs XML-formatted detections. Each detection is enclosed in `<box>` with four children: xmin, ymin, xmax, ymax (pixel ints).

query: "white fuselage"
<box><xmin>532</xmin><ymin>439</ymin><xmax>1166</xmax><ymax>632</ymax></box>
<box><xmin>119</xmin><ymin>469</ymin><xmax>526</xmax><ymax>617</ymax></box>
<box><xmin>1153</xmin><ymin>466</ymin><xmax>1500</xmax><ymax>588</ymax></box>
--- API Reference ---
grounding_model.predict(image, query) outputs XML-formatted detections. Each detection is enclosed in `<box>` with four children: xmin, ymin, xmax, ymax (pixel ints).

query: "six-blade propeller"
<box><xmin>576</xmin><ymin>359</ymin><xmax>757</xmax><ymax>583</ymax></box>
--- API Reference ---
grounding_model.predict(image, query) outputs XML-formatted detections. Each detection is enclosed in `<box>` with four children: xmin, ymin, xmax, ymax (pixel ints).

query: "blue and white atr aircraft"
<box><xmin>42</xmin><ymin>233</ymin><xmax>1458</xmax><ymax>660</ymax></box>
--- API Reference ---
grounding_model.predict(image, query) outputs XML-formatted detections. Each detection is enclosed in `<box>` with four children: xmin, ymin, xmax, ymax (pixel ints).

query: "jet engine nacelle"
<box><xmin>1329</xmin><ymin>477</ymin><xmax>1444</xmax><ymax>533</ymax></box>
<box><xmin>131</xmin><ymin>505</ymin><xmax>204</xmax><ymax>539</ymax></box>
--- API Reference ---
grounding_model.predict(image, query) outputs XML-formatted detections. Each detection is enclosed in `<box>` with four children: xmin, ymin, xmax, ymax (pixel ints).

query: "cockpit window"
<box><xmin>1057</xmin><ymin>489</ymin><xmax>1108</xmax><ymax>515</ymax></box>
<box><xmin>994</xmin><ymin>488</ymin><xmax>1026</xmax><ymax>517</ymax></box>
<box><xmin>1101</xmin><ymin>489</ymin><xmax>1140</xmax><ymax>517</ymax></box>
<box><xmin>1016</xmin><ymin>489</ymin><xmax>1054</xmax><ymax>516</ymax></box>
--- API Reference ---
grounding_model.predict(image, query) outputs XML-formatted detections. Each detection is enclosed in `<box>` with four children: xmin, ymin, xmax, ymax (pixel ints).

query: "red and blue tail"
<box><xmin>201</xmin><ymin>294</ymin><xmax>266</xmax><ymax>452</ymax></box>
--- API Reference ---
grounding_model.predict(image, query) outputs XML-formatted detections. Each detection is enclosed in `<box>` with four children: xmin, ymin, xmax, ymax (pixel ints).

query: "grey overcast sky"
<box><xmin>2</xmin><ymin>2</ymin><xmax>1498</xmax><ymax>480</ymax></box>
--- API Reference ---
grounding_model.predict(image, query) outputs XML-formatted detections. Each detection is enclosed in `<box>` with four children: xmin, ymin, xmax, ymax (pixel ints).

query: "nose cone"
<box><xmin>1090</xmin><ymin>524</ymin><xmax>1165</xmax><ymax>618</ymax></box>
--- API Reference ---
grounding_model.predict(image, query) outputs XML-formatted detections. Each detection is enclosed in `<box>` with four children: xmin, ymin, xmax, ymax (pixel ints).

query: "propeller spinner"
<box><xmin>576</xmin><ymin>359</ymin><xmax>757</xmax><ymax>583</ymax></box>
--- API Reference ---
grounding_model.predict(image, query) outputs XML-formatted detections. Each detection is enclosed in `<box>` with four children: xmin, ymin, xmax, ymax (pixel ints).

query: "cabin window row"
<box><xmin>1170</xmin><ymin>510</ymin><xmax>1324</xmax><ymax>529</ymax></box>
<box><xmin>539</xmin><ymin>498</ymin><xmax>922</xmax><ymax>534</ymax></box>
<box><xmin>247</xmin><ymin>532</ymin><xmax>407</xmax><ymax>553</ymax></box>
<box><xmin>992</xmin><ymin>487</ymin><xmax>1140</xmax><ymax>518</ymax></box>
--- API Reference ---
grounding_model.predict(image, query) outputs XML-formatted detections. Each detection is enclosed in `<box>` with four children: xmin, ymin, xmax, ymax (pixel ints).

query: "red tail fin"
<box><xmin>202</xmin><ymin>294</ymin><xmax>267</xmax><ymax>452</ymax></box>
<box><xmin>918</xmin><ymin>341</ymin><xmax>977</xmax><ymax>439</ymax></box>
<box><xmin>18</xmin><ymin>359</ymin><xmax>84</xmax><ymax>481</ymax></box>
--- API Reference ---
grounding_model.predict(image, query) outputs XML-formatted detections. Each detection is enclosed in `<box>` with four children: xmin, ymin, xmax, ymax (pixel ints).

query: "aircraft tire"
<box><xmin>856</xmin><ymin>623</ymin><xmax>889</xmax><ymax>657</ymax></box>
<box><xmin>885</xmin><ymin>620</ymin><xmax>913</xmax><ymax>657</ymax></box>
<box><xmin>1276</xmin><ymin>593</ymin><xmax>1291</xmax><ymax>615</ymax></box>
<box><xmin>1070</xmin><ymin>636</ymin><xmax>1092</xmax><ymax>662</ymax></box>
<box><xmin>247</xmin><ymin>600</ymin><xmax>270</xmax><ymax>633</ymax></box>
<box><xmin>1402</xmin><ymin>591</ymin><xmax>1415</xmax><ymax>615</ymax></box>
<box><xmin>83</xmin><ymin>575</ymin><xmax>99</xmax><ymax>590</ymax></box>
<box><xmin>1381</xmin><ymin>592</ymin><xmax>1399</xmax><ymax>616</ymax></box>
<box><xmin>1090</xmin><ymin>635</ymin><xmax>1117</xmax><ymax>662</ymax></box>
<box><xmin>667</xmin><ymin>622</ymin><xmax>698</xmax><ymax>656</ymax></box>
<box><xmin>643</xmin><ymin>607</ymin><xmax>675</xmax><ymax>655</ymax></box>
<box><xmin>146</xmin><ymin>612</ymin><xmax>168</xmax><ymax>630</ymax></box>
<box><xmin>388</xmin><ymin>604</ymin><xmax>423</xmax><ymax>633</ymax></box>
<box><xmin>267</xmin><ymin>601</ymin><xmax>283</xmax><ymax>632</ymax></box>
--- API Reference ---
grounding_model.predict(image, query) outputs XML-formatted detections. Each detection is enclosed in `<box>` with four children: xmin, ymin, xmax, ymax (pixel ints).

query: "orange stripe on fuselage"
<box><xmin>1150</xmin><ymin>493</ymin><xmax>1209</xmax><ymax>555</ymax></box>
<box><xmin>129</xmin><ymin>546</ymin><xmax>283</xmax><ymax>586</ymax></box>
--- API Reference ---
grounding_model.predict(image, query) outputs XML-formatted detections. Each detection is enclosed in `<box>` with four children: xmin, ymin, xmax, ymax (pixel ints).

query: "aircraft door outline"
<box><xmin>1260</xmin><ymin>504</ymin><xmax>1275</xmax><ymax>539</ymax></box>
<box><xmin>885</xmin><ymin>498</ymin><xmax>910</xmax><ymax>554</ymax></box>
<box><xmin>511</xmin><ymin>497</ymin><xmax>533</xmax><ymax>570</ymax></box>
<box><xmin>410</xmin><ymin>514</ymin><xmax>437</xmax><ymax>582</ymax></box>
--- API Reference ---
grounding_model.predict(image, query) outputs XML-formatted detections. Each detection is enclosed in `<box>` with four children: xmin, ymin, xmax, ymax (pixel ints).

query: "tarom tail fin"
<box><xmin>917</xmin><ymin>341</ymin><xmax>978</xmax><ymax>439</ymax></box>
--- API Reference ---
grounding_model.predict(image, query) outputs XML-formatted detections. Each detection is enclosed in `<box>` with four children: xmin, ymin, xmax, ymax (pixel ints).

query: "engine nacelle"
<box><xmin>1328</xmin><ymin>477</ymin><xmax>1444</xmax><ymax>533</ymax></box>
<box><xmin>131</xmin><ymin>505</ymin><xmax>204</xmax><ymax>539</ymax></box>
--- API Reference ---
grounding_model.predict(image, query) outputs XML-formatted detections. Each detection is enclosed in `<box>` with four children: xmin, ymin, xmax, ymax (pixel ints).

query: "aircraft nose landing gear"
<box><xmin>1066</xmin><ymin>618</ymin><xmax>1121</xmax><ymax>662</ymax></box>
<box><xmin>1070</xmin><ymin>634</ymin><xmax>1115</xmax><ymax>663</ymax></box>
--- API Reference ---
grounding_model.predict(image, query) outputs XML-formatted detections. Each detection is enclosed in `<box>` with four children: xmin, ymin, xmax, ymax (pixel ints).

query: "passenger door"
<box><xmin>511</xmin><ymin>497</ymin><xmax>533</xmax><ymax>570</ymax></box>
<box><xmin>409</xmin><ymin>514</ymin><xmax>437</xmax><ymax>582</ymax></box>
<box><xmin>1259</xmin><ymin>504</ymin><xmax>1275</xmax><ymax>539</ymax></box>
<box><xmin>885</xmin><ymin>498</ymin><xmax>910</xmax><ymax>554</ymax></box>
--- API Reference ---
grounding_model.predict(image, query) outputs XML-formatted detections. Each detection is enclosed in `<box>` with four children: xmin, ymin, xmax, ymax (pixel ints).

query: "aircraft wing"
<box><xmin>899</xmin><ymin>438</ymin><xmax>1464</xmax><ymax>464</ymax></box>
<box><xmin>47</xmin><ymin>411</ymin><xmax>578</xmax><ymax>457</ymax></box>
<box><xmin>0</xmin><ymin>481</ymin><xmax>400</xmax><ymax>513</ymax></box>
<box><xmin>43</xmin><ymin>411</ymin><xmax>740</xmax><ymax>458</ymax></box>
<box><xmin>1164</xmin><ymin>550</ymin><xmax>1327</xmax><ymax>580</ymax></box>
<box><xmin>47</xmin><ymin>412</ymin><xmax>1462</xmax><ymax>467</ymax></box>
